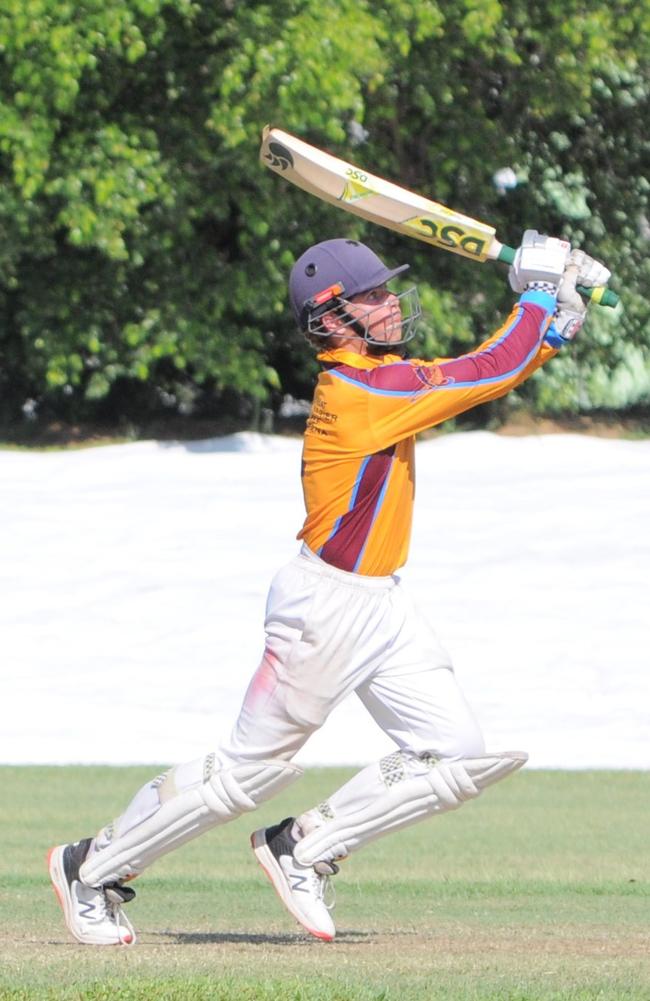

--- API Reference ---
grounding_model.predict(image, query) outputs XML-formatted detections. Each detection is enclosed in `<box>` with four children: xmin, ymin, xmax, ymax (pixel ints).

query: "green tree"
<box><xmin>0</xmin><ymin>0</ymin><xmax>648</xmax><ymax>432</ymax></box>
<box><xmin>356</xmin><ymin>0</ymin><xmax>650</xmax><ymax>414</ymax></box>
<box><xmin>0</xmin><ymin>0</ymin><xmax>387</xmax><ymax>427</ymax></box>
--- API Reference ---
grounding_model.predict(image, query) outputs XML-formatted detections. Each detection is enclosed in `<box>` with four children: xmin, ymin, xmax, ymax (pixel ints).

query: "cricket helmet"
<box><xmin>288</xmin><ymin>239</ymin><xmax>420</xmax><ymax>348</ymax></box>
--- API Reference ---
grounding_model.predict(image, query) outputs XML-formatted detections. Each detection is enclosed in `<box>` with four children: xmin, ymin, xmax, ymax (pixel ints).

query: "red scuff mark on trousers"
<box><xmin>245</xmin><ymin>648</ymin><xmax>279</xmax><ymax>710</ymax></box>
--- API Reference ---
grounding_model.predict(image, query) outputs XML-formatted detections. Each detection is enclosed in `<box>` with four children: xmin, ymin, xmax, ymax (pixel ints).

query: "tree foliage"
<box><xmin>0</xmin><ymin>0</ymin><xmax>648</xmax><ymax>429</ymax></box>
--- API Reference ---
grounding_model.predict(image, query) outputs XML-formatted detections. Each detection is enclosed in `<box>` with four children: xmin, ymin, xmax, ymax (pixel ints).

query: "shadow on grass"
<box><xmin>146</xmin><ymin>929</ymin><xmax>373</xmax><ymax>946</ymax></box>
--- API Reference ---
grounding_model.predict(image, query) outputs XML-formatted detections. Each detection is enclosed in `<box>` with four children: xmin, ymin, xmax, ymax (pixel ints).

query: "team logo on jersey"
<box><xmin>414</xmin><ymin>364</ymin><xmax>446</xmax><ymax>389</ymax></box>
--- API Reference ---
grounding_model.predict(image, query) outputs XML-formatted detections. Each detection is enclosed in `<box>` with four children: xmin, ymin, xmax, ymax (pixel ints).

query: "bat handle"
<box><xmin>497</xmin><ymin>245</ymin><xmax>619</xmax><ymax>308</ymax></box>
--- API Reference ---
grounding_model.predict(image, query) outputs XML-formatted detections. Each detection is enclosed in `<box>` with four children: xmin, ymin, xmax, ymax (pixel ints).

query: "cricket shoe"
<box><xmin>48</xmin><ymin>838</ymin><xmax>136</xmax><ymax>946</ymax></box>
<box><xmin>251</xmin><ymin>817</ymin><xmax>337</xmax><ymax>941</ymax></box>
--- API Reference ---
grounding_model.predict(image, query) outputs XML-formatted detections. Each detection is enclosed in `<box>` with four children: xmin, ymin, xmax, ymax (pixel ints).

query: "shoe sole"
<box><xmin>250</xmin><ymin>830</ymin><xmax>334</xmax><ymax>942</ymax></box>
<box><xmin>47</xmin><ymin>845</ymin><xmax>135</xmax><ymax>947</ymax></box>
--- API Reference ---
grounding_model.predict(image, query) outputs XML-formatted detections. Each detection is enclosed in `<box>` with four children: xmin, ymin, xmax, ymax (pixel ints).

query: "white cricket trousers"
<box><xmin>220</xmin><ymin>546</ymin><xmax>484</xmax><ymax>766</ymax></box>
<box><xmin>81</xmin><ymin>546</ymin><xmax>487</xmax><ymax>884</ymax></box>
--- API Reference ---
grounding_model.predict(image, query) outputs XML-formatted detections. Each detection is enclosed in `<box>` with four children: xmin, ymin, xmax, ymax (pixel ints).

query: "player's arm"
<box><xmin>363</xmin><ymin>289</ymin><xmax>555</xmax><ymax>448</ymax></box>
<box><xmin>464</xmin><ymin>246</ymin><xmax>610</xmax><ymax>390</ymax></box>
<box><xmin>506</xmin><ymin>247</ymin><xmax>612</xmax><ymax>388</ymax></box>
<box><xmin>364</xmin><ymin>238</ymin><xmax>608</xmax><ymax>447</ymax></box>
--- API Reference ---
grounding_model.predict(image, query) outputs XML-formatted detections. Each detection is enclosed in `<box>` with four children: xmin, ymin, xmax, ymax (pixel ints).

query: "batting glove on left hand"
<box><xmin>508</xmin><ymin>230</ymin><xmax>571</xmax><ymax>294</ymax></box>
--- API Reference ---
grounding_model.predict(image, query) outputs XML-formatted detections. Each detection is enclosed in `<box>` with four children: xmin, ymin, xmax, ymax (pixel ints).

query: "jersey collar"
<box><xmin>316</xmin><ymin>347</ymin><xmax>404</xmax><ymax>370</ymax></box>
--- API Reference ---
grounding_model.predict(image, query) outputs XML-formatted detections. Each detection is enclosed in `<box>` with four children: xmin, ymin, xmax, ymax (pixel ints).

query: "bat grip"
<box><xmin>498</xmin><ymin>245</ymin><xmax>619</xmax><ymax>308</ymax></box>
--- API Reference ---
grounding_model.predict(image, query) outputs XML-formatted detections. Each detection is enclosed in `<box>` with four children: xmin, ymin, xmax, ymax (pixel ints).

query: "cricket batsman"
<box><xmin>48</xmin><ymin>232</ymin><xmax>610</xmax><ymax>945</ymax></box>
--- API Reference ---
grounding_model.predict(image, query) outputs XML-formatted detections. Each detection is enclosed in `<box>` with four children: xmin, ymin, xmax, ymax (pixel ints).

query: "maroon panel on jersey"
<box><xmin>320</xmin><ymin>446</ymin><xmax>395</xmax><ymax>572</ymax></box>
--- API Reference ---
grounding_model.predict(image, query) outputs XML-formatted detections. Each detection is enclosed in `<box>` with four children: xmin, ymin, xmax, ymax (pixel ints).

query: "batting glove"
<box><xmin>545</xmin><ymin>249</ymin><xmax>609</xmax><ymax>346</ymax></box>
<box><xmin>508</xmin><ymin>230</ymin><xmax>571</xmax><ymax>294</ymax></box>
<box><xmin>573</xmin><ymin>250</ymin><xmax>611</xmax><ymax>289</ymax></box>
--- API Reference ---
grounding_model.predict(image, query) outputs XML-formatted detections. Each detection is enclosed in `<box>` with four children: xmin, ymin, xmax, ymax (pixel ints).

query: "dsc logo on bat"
<box><xmin>404</xmin><ymin>216</ymin><xmax>489</xmax><ymax>259</ymax></box>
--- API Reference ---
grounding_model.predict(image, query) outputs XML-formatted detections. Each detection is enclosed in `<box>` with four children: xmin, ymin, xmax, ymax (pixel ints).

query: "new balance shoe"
<box><xmin>251</xmin><ymin>817</ymin><xmax>336</xmax><ymax>941</ymax></box>
<box><xmin>48</xmin><ymin>838</ymin><xmax>136</xmax><ymax>946</ymax></box>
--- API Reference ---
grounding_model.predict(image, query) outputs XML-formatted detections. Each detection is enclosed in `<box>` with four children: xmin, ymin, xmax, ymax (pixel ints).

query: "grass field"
<box><xmin>1</xmin><ymin>766</ymin><xmax>648</xmax><ymax>1000</ymax></box>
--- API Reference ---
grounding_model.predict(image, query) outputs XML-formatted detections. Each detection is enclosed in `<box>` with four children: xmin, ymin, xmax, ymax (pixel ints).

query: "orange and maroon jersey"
<box><xmin>298</xmin><ymin>290</ymin><xmax>558</xmax><ymax>576</ymax></box>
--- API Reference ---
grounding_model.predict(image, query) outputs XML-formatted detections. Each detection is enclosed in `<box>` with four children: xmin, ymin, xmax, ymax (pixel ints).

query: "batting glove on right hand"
<box><xmin>508</xmin><ymin>230</ymin><xmax>571</xmax><ymax>294</ymax></box>
<box><xmin>573</xmin><ymin>250</ymin><xmax>611</xmax><ymax>289</ymax></box>
<box><xmin>548</xmin><ymin>249</ymin><xmax>610</xmax><ymax>344</ymax></box>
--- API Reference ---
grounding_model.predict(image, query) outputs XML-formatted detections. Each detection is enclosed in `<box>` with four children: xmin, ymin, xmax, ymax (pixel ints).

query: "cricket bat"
<box><xmin>260</xmin><ymin>126</ymin><xmax>618</xmax><ymax>308</ymax></box>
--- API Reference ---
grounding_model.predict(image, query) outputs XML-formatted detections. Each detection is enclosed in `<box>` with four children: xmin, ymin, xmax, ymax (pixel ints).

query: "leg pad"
<box><xmin>294</xmin><ymin>750</ymin><xmax>527</xmax><ymax>867</ymax></box>
<box><xmin>81</xmin><ymin>757</ymin><xmax>302</xmax><ymax>885</ymax></box>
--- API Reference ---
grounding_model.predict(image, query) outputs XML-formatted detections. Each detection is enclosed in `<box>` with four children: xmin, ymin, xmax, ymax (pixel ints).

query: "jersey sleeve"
<box><xmin>347</xmin><ymin>290</ymin><xmax>557</xmax><ymax>449</ymax></box>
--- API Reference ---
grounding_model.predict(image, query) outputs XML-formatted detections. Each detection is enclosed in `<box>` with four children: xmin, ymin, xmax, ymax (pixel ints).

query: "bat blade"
<box><xmin>260</xmin><ymin>126</ymin><xmax>619</xmax><ymax>308</ymax></box>
<box><xmin>261</xmin><ymin>126</ymin><xmax>500</xmax><ymax>263</ymax></box>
